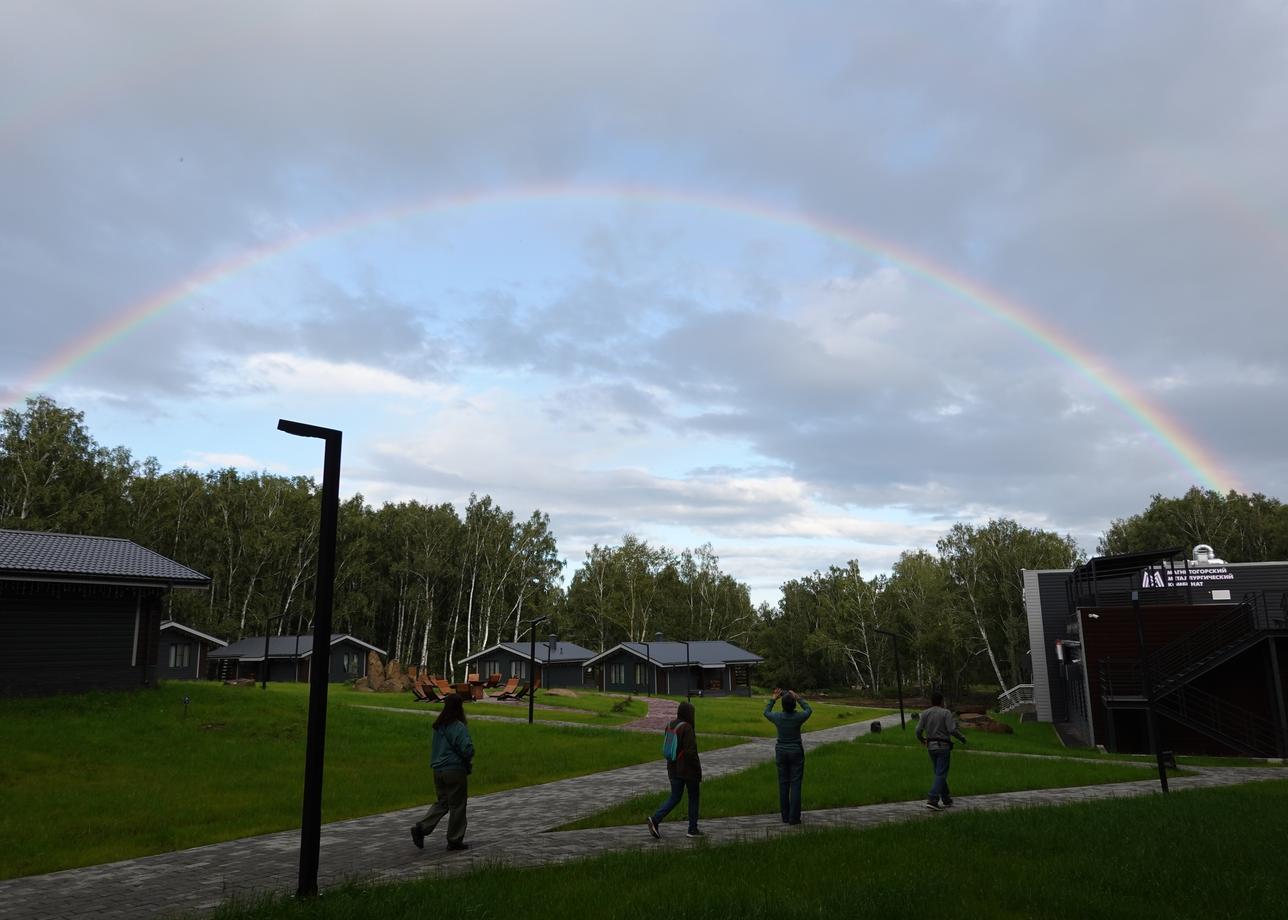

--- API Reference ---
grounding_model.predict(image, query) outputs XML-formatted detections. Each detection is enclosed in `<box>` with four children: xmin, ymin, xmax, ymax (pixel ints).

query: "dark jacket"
<box><xmin>665</xmin><ymin>718</ymin><xmax>702</xmax><ymax>782</ymax></box>
<box><xmin>431</xmin><ymin>721</ymin><xmax>475</xmax><ymax>772</ymax></box>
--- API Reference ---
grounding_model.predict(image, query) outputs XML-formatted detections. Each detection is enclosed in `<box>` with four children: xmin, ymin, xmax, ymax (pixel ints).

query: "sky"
<box><xmin>3</xmin><ymin>1</ymin><xmax>1287</xmax><ymax>605</ymax></box>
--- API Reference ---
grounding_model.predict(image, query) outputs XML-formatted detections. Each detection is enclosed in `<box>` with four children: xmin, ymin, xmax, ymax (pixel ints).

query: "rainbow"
<box><xmin>8</xmin><ymin>183</ymin><xmax>1239</xmax><ymax>492</ymax></box>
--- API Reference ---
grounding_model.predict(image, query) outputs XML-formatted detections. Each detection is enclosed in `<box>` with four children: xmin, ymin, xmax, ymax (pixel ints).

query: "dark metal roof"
<box><xmin>586</xmin><ymin>640</ymin><xmax>763</xmax><ymax>668</ymax></box>
<box><xmin>209</xmin><ymin>633</ymin><xmax>386</xmax><ymax>660</ymax></box>
<box><xmin>0</xmin><ymin>529</ymin><xmax>211</xmax><ymax>587</ymax></box>
<box><xmin>1074</xmin><ymin>548</ymin><xmax>1186</xmax><ymax>581</ymax></box>
<box><xmin>459</xmin><ymin>641</ymin><xmax>597</xmax><ymax>665</ymax></box>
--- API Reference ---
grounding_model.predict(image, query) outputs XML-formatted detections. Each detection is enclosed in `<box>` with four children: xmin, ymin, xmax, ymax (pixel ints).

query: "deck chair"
<box><xmin>433</xmin><ymin>678</ymin><xmax>454</xmax><ymax>697</ymax></box>
<box><xmin>467</xmin><ymin>672</ymin><xmax>481</xmax><ymax>685</ymax></box>
<box><xmin>492</xmin><ymin>677</ymin><xmax>520</xmax><ymax>698</ymax></box>
<box><xmin>499</xmin><ymin>682</ymin><xmax>528</xmax><ymax>701</ymax></box>
<box><xmin>485</xmin><ymin>673</ymin><xmax>502</xmax><ymax>688</ymax></box>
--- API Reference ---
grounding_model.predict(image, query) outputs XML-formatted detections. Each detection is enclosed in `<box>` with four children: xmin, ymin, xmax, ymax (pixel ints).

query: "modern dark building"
<box><xmin>0</xmin><ymin>529</ymin><xmax>211</xmax><ymax>695</ymax></box>
<box><xmin>1023</xmin><ymin>545</ymin><xmax>1288</xmax><ymax>758</ymax></box>
<box><xmin>457</xmin><ymin>640</ymin><xmax>597</xmax><ymax>689</ymax></box>
<box><xmin>584</xmin><ymin>640</ymin><xmax>762</xmax><ymax>696</ymax></box>
<box><xmin>208</xmin><ymin>633</ymin><xmax>385</xmax><ymax>683</ymax></box>
<box><xmin>157</xmin><ymin>620</ymin><xmax>227</xmax><ymax>681</ymax></box>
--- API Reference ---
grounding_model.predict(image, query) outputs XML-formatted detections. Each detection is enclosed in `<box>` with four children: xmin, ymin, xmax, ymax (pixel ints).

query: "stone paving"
<box><xmin>2</xmin><ymin>707</ymin><xmax>1282</xmax><ymax>920</ymax></box>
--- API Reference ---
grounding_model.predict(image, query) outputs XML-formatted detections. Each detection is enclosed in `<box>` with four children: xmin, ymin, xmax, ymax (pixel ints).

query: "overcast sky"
<box><xmin>3</xmin><ymin>1</ymin><xmax>1286</xmax><ymax>603</ymax></box>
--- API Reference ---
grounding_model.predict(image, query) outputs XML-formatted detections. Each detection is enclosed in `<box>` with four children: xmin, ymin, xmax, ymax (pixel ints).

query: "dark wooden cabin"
<box><xmin>585</xmin><ymin>640</ymin><xmax>762</xmax><ymax>696</ymax></box>
<box><xmin>0</xmin><ymin>529</ymin><xmax>211</xmax><ymax>695</ymax></box>
<box><xmin>458</xmin><ymin>640</ymin><xmax>596</xmax><ymax>688</ymax></box>
<box><xmin>208</xmin><ymin>633</ymin><xmax>385</xmax><ymax>683</ymax></box>
<box><xmin>157</xmin><ymin>620</ymin><xmax>227</xmax><ymax>681</ymax></box>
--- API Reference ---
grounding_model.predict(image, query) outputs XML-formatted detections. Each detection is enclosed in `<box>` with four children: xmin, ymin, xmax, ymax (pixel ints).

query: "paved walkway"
<box><xmin>3</xmin><ymin>712</ymin><xmax>1281</xmax><ymax>920</ymax></box>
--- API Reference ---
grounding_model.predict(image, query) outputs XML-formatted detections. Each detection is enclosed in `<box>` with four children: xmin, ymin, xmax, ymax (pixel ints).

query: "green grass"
<box><xmin>207</xmin><ymin>779</ymin><xmax>1288</xmax><ymax>920</ymax></box>
<box><xmin>660</xmin><ymin>694</ymin><xmax>890</xmax><ymax>737</ymax></box>
<box><xmin>0</xmin><ymin>683</ymin><xmax>735</xmax><ymax>880</ymax></box>
<box><xmin>864</xmin><ymin>711</ymin><xmax>1288</xmax><ymax>767</ymax></box>
<box><xmin>344</xmin><ymin>685</ymin><xmax>643</xmax><ymax>725</ymax></box>
<box><xmin>562</xmin><ymin>738</ymin><xmax>1179</xmax><ymax>829</ymax></box>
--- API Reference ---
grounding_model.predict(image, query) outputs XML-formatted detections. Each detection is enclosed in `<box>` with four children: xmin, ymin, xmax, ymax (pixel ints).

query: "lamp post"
<box><xmin>652</xmin><ymin>631</ymin><xmax>665</xmax><ymax>695</ymax></box>
<box><xmin>525</xmin><ymin>615</ymin><xmax>547</xmax><ymax>725</ymax></box>
<box><xmin>261</xmin><ymin>612</ymin><xmax>288</xmax><ymax>690</ymax></box>
<box><xmin>682</xmin><ymin>639</ymin><xmax>691</xmax><ymax>700</ymax></box>
<box><xmin>1132</xmin><ymin>590</ymin><xmax>1169</xmax><ymax>794</ymax></box>
<box><xmin>876</xmin><ymin>629</ymin><xmax>906</xmax><ymax>730</ymax></box>
<box><xmin>277</xmin><ymin>419</ymin><xmax>342</xmax><ymax>898</ymax></box>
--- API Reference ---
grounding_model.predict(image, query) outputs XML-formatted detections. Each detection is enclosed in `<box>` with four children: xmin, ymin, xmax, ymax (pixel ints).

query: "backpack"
<box><xmin>662</xmin><ymin>720</ymin><xmax>687</xmax><ymax>762</ymax></box>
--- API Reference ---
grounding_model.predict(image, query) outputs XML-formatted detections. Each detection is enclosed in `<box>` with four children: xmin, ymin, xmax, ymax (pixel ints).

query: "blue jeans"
<box><xmin>928</xmin><ymin>747</ymin><xmax>952</xmax><ymax>804</ymax></box>
<box><xmin>776</xmin><ymin>747</ymin><xmax>805</xmax><ymax>823</ymax></box>
<box><xmin>652</xmin><ymin>776</ymin><xmax>700</xmax><ymax>832</ymax></box>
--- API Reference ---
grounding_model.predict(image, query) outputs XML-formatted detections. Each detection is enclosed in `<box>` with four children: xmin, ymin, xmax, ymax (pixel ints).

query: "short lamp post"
<box><xmin>277</xmin><ymin>418</ymin><xmax>342</xmax><ymax>898</ymax></box>
<box><xmin>876</xmin><ymin>629</ymin><xmax>907</xmax><ymax>730</ymax></box>
<box><xmin>681</xmin><ymin>639</ymin><xmax>692</xmax><ymax>700</ymax></box>
<box><xmin>261</xmin><ymin>612</ymin><xmax>289</xmax><ymax>690</ymax></box>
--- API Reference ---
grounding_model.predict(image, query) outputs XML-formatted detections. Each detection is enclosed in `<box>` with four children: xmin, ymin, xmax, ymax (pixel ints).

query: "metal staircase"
<box><xmin>1099</xmin><ymin>592</ymin><xmax>1288</xmax><ymax>757</ymax></box>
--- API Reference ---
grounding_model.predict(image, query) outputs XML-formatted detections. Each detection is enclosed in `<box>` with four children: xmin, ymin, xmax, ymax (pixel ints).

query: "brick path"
<box><xmin>2</xmin><ymin>713</ymin><xmax>1281</xmax><ymax>920</ymax></box>
<box><xmin>621</xmin><ymin>695</ymin><xmax>679</xmax><ymax>731</ymax></box>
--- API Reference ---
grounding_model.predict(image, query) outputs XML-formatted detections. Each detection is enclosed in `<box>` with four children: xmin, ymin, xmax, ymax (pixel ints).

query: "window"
<box><xmin>511</xmin><ymin>659</ymin><xmax>529</xmax><ymax>679</ymax></box>
<box><xmin>341</xmin><ymin>652</ymin><xmax>359</xmax><ymax>675</ymax></box>
<box><xmin>480</xmin><ymin>659</ymin><xmax>500</xmax><ymax>678</ymax></box>
<box><xmin>608</xmin><ymin>663</ymin><xmax>626</xmax><ymax>685</ymax></box>
<box><xmin>169</xmin><ymin>642</ymin><xmax>191</xmax><ymax>669</ymax></box>
<box><xmin>634</xmin><ymin>663</ymin><xmax>647</xmax><ymax>687</ymax></box>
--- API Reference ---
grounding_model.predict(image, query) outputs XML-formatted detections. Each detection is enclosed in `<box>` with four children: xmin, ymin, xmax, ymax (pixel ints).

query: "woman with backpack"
<box><xmin>646</xmin><ymin>700</ymin><xmax>703</xmax><ymax>839</ymax></box>
<box><xmin>410</xmin><ymin>692</ymin><xmax>474</xmax><ymax>852</ymax></box>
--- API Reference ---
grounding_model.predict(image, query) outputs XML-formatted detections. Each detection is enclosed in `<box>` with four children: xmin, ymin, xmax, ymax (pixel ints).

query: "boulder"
<box><xmin>365</xmin><ymin>651</ymin><xmax>384</xmax><ymax>689</ymax></box>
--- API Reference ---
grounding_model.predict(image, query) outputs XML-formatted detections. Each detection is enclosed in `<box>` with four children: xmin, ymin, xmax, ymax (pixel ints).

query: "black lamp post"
<box><xmin>277</xmin><ymin>419</ymin><xmax>342</xmax><ymax>898</ymax></box>
<box><xmin>525</xmin><ymin>616</ymin><xmax>547</xmax><ymax>724</ymax></box>
<box><xmin>1131</xmin><ymin>590</ymin><xmax>1169</xmax><ymax>794</ymax></box>
<box><xmin>681</xmin><ymin>638</ymin><xmax>691</xmax><ymax>700</ymax></box>
<box><xmin>876</xmin><ymin>629</ymin><xmax>906</xmax><ymax>730</ymax></box>
<box><xmin>261</xmin><ymin>612</ymin><xmax>288</xmax><ymax>690</ymax></box>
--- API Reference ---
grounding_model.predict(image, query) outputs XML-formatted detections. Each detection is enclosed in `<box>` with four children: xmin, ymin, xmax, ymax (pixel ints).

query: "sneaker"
<box><xmin>686</xmin><ymin>829</ymin><xmax>705</xmax><ymax>838</ymax></box>
<box><xmin>924</xmin><ymin>801</ymin><xmax>944</xmax><ymax>811</ymax></box>
<box><xmin>446</xmin><ymin>841</ymin><xmax>469</xmax><ymax>851</ymax></box>
<box><xmin>410</xmin><ymin>825</ymin><xmax>425</xmax><ymax>850</ymax></box>
<box><xmin>942</xmin><ymin>799</ymin><xmax>955</xmax><ymax>808</ymax></box>
<box><xmin>647</xmin><ymin>816</ymin><xmax>661</xmax><ymax>839</ymax></box>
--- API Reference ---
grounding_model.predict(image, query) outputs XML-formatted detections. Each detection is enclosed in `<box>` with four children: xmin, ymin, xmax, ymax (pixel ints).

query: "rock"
<box><xmin>544</xmin><ymin>688</ymin><xmax>578</xmax><ymax>697</ymax></box>
<box><xmin>378</xmin><ymin>678</ymin><xmax>401</xmax><ymax>693</ymax></box>
<box><xmin>353</xmin><ymin>683</ymin><xmax>375</xmax><ymax>692</ymax></box>
<box><xmin>365</xmin><ymin>651</ymin><xmax>384</xmax><ymax>689</ymax></box>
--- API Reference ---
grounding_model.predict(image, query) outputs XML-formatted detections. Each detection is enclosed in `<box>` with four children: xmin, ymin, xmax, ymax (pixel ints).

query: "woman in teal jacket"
<box><xmin>411</xmin><ymin>692</ymin><xmax>474</xmax><ymax>851</ymax></box>
<box><xmin>764</xmin><ymin>688</ymin><xmax>812</xmax><ymax>824</ymax></box>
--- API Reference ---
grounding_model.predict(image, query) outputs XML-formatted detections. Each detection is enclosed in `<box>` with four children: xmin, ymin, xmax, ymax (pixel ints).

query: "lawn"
<box><xmin>0</xmin><ymin>682</ymin><xmax>735</xmax><ymax>880</ymax></box>
<box><xmin>861</xmin><ymin>710</ymin><xmax>1288</xmax><ymax>767</ymax></box>
<box><xmin>654</xmin><ymin>693</ymin><xmax>890</xmax><ymax>737</ymax></box>
<box><xmin>562</xmin><ymin>736</ymin><xmax>1179</xmax><ymax>829</ymax></box>
<box><xmin>208</xmin><ymin>779</ymin><xmax>1288</xmax><ymax>920</ymax></box>
<box><xmin>342</xmin><ymin>684</ymin><xmax>644</xmax><ymax>725</ymax></box>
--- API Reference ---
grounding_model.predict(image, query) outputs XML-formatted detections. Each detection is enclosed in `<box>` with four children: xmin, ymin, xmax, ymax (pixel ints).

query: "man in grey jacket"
<box><xmin>914</xmin><ymin>691</ymin><xmax>968</xmax><ymax>810</ymax></box>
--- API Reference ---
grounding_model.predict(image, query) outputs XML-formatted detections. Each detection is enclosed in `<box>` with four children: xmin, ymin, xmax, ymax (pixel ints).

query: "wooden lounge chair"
<box><xmin>467</xmin><ymin>672</ymin><xmax>481</xmax><ymax>685</ymax></box>
<box><xmin>491</xmin><ymin>677</ymin><xmax>519</xmax><ymax>698</ymax></box>
<box><xmin>497</xmin><ymin>682</ymin><xmax>528</xmax><ymax>701</ymax></box>
<box><xmin>485</xmin><ymin>673</ymin><xmax>502</xmax><ymax>688</ymax></box>
<box><xmin>433</xmin><ymin>678</ymin><xmax>454</xmax><ymax>697</ymax></box>
<box><xmin>410</xmin><ymin>683</ymin><xmax>431</xmax><ymax>702</ymax></box>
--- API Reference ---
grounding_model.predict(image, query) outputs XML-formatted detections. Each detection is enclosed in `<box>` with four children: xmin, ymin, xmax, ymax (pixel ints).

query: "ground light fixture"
<box><xmin>276</xmin><ymin>418</ymin><xmax>343</xmax><ymax>897</ymax></box>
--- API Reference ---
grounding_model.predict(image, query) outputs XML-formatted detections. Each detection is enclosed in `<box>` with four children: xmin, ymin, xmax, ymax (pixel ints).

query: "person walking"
<box><xmin>646</xmin><ymin>700</ymin><xmax>703</xmax><ymax>839</ymax></box>
<box><xmin>764</xmin><ymin>688</ymin><xmax>812</xmax><ymax>824</ymax></box>
<box><xmin>915</xmin><ymin>690</ymin><xmax>968</xmax><ymax>810</ymax></box>
<box><xmin>411</xmin><ymin>692</ymin><xmax>474</xmax><ymax>851</ymax></box>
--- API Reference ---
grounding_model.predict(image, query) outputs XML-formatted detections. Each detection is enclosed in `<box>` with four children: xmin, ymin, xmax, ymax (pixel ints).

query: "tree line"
<box><xmin>4</xmin><ymin>396</ymin><xmax>1286</xmax><ymax>695</ymax></box>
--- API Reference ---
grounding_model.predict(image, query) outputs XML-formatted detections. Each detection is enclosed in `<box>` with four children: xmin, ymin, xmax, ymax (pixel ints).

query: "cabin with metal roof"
<box><xmin>584</xmin><ymin>639</ymin><xmax>762</xmax><ymax>696</ymax></box>
<box><xmin>0</xmin><ymin>528</ymin><xmax>211</xmax><ymax>695</ymax></box>
<box><xmin>208</xmin><ymin>633</ymin><xmax>386</xmax><ymax>684</ymax></box>
<box><xmin>458</xmin><ymin>640</ymin><xmax>597</xmax><ymax>688</ymax></box>
<box><xmin>157</xmin><ymin>620</ymin><xmax>227</xmax><ymax>681</ymax></box>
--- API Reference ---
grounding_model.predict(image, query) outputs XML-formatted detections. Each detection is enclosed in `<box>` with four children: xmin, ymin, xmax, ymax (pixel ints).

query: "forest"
<box><xmin>5</xmin><ymin>396</ymin><xmax>1286</xmax><ymax>698</ymax></box>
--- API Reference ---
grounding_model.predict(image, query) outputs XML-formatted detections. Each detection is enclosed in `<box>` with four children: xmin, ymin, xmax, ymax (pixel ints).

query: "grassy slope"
<box><xmin>346</xmin><ymin>685</ymin><xmax>643</xmax><ymax>725</ymax></box>
<box><xmin>0</xmin><ymin>683</ymin><xmax>736</xmax><ymax>879</ymax></box>
<box><xmin>671</xmin><ymin>695</ymin><xmax>890</xmax><ymax>737</ymax></box>
<box><xmin>562</xmin><ymin>736</ymin><xmax>1172</xmax><ymax>829</ymax></box>
<box><xmin>209</xmin><ymin>779</ymin><xmax>1288</xmax><ymax>920</ymax></box>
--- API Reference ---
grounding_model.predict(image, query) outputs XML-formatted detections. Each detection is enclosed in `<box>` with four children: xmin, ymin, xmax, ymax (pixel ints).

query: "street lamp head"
<box><xmin>277</xmin><ymin>419</ymin><xmax>341</xmax><ymax>440</ymax></box>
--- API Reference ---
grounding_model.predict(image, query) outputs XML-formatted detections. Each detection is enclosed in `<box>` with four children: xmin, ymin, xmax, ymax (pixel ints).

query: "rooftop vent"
<box><xmin>1192</xmin><ymin>544</ymin><xmax>1225</xmax><ymax>565</ymax></box>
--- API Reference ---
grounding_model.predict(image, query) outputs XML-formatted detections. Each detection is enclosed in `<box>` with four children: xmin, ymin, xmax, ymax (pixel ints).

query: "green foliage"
<box><xmin>208</xmin><ymin>780</ymin><xmax>1288</xmax><ymax>920</ymax></box>
<box><xmin>1100</xmin><ymin>487</ymin><xmax>1288</xmax><ymax>561</ymax></box>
